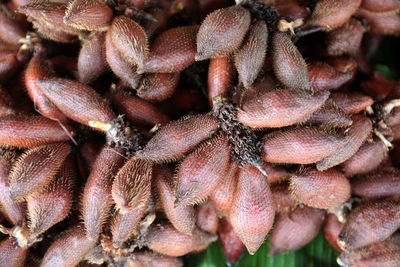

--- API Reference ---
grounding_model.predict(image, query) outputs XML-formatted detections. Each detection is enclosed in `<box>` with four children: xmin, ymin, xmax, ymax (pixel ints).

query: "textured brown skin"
<box><xmin>210</xmin><ymin>161</ymin><xmax>238</xmax><ymax>215</ymax></box>
<box><xmin>275</xmin><ymin>0</ymin><xmax>310</xmax><ymax>20</ymax></box>
<box><xmin>263</xmin><ymin>127</ymin><xmax>346</xmax><ymax>164</ymax></box>
<box><xmin>324</xmin><ymin>214</ymin><xmax>344</xmax><ymax>251</ymax></box>
<box><xmin>229</xmin><ymin>165</ymin><xmax>275</xmax><ymax>255</ymax></box>
<box><xmin>237</xmin><ymin>89</ymin><xmax>329</xmax><ymax>128</ymax></box>
<box><xmin>0</xmin><ymin>53</ymin><xmax>21</xmax><ymax>83</ymax></box>
<box><xmin>339</xmin><ymin>199</ymin><xmax>400</xmax><ymax>250</ymax></box>
<box><xmin>268</xmin><ymin>206</ymin><xmax>325</xmax><ymax>256</ymax></box>
<box><xmin>37</xmin><ymin>78</ymin><xmax>115</xmax><ymax>129</ymax></box>
<box><xmin>208</xmin><ymin>57</ymin><xmax>234</xmax><ymax>106</ymax></box>
<box><xmin>31</xmin><ymin>21</ymin><xmax>77</xmax><ymax>43</ymax></box>
<box><xmin>272</xmin><ymin>32</ymin><xmax>309</xmax><ymax>90</ymax></box>
<box><xmin>27</xmin><ymin>156</ymin><xmax>75</xmax><ymax>238</ymax></box>
<box><xmin>0</xmin><ymin>5</ymin><xmax>26</xmax><ymax>46</ymax></box>
<box><xmin>331</xmin><ymin>92</ymin><xmax>374</xmax><ymax>114</ymax></box>
<box><xmin>129</xmin><ymin>252</ymin><xmax>183</xmax><ymax>267</ymax></box>
<box><xmin>9</xmin><ymin>143</ymin><xmax>71</xmax><ymax>200</ymax></box>
<box><xmin>218</xmin><ymin>218</ymin><xmax>245</xmax><ymax>264</ymax></box>
<box><xmin>77</xmin><ymin>31</ymin><xmax>106</xmax><ymax>84</ymax></box>
<box><xmin>290</xmin><ymin>168</ymin><xmax>351</xmax><ymax>210</ymax></box>
<box><xmin>196</xmin><ymin>5</ymin><xmax>251</xmax><ymax>60</ymax></box>
<box><xmin>354</xmin><ymin>9</ymin><xmax>400</xmax><ymax>36</ymax></box>
<box><xmin>338</xmin><ymin>233</ymin><xmax>400</xmax><ymax>267</ymax></box>
<box><xmin>196</xmin><ymin>201</ymin><xmax>219</xmax><ymax>234</ymax></box>
<box><xmin>111</xmin><ymin>204</ymin><xmax>147</xmax><ymax>247</ymax></box>
<box><xmin>341</xmin><ymin>141</ymin><xmax>387</xmax><ymax>176</ymax></box>
<box><xmin>308</xmin><ymin>62</ymin><xmax>353</xmax><ymax>91</ymax></box>
<box><xmin>41</xmin><ymin>225</ymin><xmax>97</xmax><ymax>267</ymax></box>
<box><xmin>317</xmin><ymin>115</ymin><xmax>373</xmax><ymax>171</ymax></box>
<box><xmin>136</xmin><ymin>114</ymin><xmax>219</xmax><ymax>162</ymax></box>
<box><xmin>326</xmin><ymin>19</ymin><xmax>364</xmax><ymax>56</ymax></box>
<box><xmin>155</xmin><ymin>165</ymin><xmax>195</xmax><ymax>234</ymax></box>
<box><xmin>64</xmin><ymin>0</ymin><xmax>113</xmax><ymax>31</ymax></box>
<box><xmin>111</xmin><ymin>158</ymin><xmax>152</xmax><ymax>213</ymax></box>
<box><xmin>24</xmin><ymin>52</ymin><xmax>68</xmax><ymax>122</ymax></box>
<box><xmin>0</xmin><ymin>115</ymin><xmax>74</xmax><ymax>147</ymax></box>
<box><xmin>137</xmin><ymin>72</ymin><xmax>180</xmax><ymax>102</ymax></box>
<box><xmin>139</xmin><ymin>26</ymin><xmax>199</xmax><ymax>73</ymax></box>
<box><xmin>0</xmin><ymin>87</ymin><xmax>15</xmax><ymax>116</ymax></box>
<box><xmin>175</xmin><ymin>135</ymin><xmax>230</xmax><ymax>206</ymax></box>
<box><xmin>111</xmin><ymin>89</ymin><xmax>170</xmax><ymax>127</ymax></box>
<box><xmin>360</xmin><ymin>0</ymin><xmax>400</xmax><ymax>12</ymax></box>
<box><xmin>234</xmin><ymin>21</ymin><xmax>268</xmax><ymax>88</ymax></box>
<box><xmin>110</xmin><ymin>16</ymin><xmax>148</xmax><ymax>69</ymax></box>
<box><xmin>142</xmin><ymin>8</ymin><xmax>168</xmax><ymax>40</ymax></box>
<box><xmin>305</xmin><ymin>99</ymin><xmax>352</xmax><ymax>128</ymax></box>
<box><xmin>105</xmin><ymin>29</ymin><xmax>140</xmax><ymax>90</ymax></box>
<box><xmin>82</xmin><ymin>146</ymin><xmax>125</xmax><ymax>241</ymax></box>
<box><xmin>306</xmin><ymin>0</ymin><xmax>362</xmax><ymax>30</ymax></box>
<box><xmin>351</xmin><ymin>170</ymin><xmax>400</xmax><ymax>199</ymax></box>
<box><xmin>0</xmin><ymin>151</ymin><xmax>25</xmax><ymax>225</ymax></box>
<box><xmin>145</xmin><ymin>223</ymin><xmax>217</xmax><ymax>257</ymax></box>
<box><xmin>271</xmin><ymin>182</ymin><xmax>297</xmax><ymax>214</ymax></box>
<box><xmin>0</xmin><ymin>238</ymin><xmax>28</xmax><ymax>267</ymax></box>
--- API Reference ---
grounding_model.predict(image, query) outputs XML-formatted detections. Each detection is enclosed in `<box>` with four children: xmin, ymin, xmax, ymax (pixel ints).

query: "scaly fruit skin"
<box><xmin>196</xmin><ymin>5</ymin><xmax>251</xmax><ymax>60</ymax></box>
<box><xmin>218</xmin><ymin>218</ymin><xmax>246</xmax><ymax>264</ymax></box>
<box><xmin>0</xmin><ymin>238</ymin><xmax>28</xmax><ymax>267</ymax></box>
<box><xmin>338</xmin><ymin>199</ymin><xmax>400</xmax><ymax>250</ymax></box>
<box><xmin>196</xmin><ymin>201</ymin><xmax>219</xmax><ymax>235</ymax></box>
<box><xmin>208</xmin><ymin>57</ymin><xmax>234</xmax><ymax>106</ymax></box>
<box><xmin>229</xmin><ymin>164</ymin><xmax>275</xmax><ymax>255</ymax></box>
<box><xmin>324</xmin><ymin>214</ymin><xmax>344</xmax><ymax>251</ymax></box>
<box><xmin>308</xmin><ymin>62</ymin><xmax>353</xmax><ymax>91</ymax></box>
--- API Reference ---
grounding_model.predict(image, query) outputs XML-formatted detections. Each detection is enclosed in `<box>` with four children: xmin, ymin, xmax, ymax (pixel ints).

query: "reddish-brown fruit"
<box><xmin>0</xmin><ymin>115</ymin><xmax>75</xmax><ymax>147</ymax></box>
<box><xmin>0</xmin><ymin>150</ymin><xmax>25</xmax><ymax>225</ymax></box>
<box><xmin>0</xmin><ymin>53</ymin><xmax>21</xmax><ymax>83</ymax></box>
<box><xmin>144</xmin><ymin>223</ymin><xmax>217</xmax><ymax>257</ymax></box>
<box><xmin>271</xmin><ymin>182</ymin><xmax>297</xmax><ymax>214</ymax></box>
<box><xmin>317</xmin><ymin>115</ymin><xmax>373</xmax><ymax>171</ymax></box>
<box><xmin>331</xmin><ymin>92</ymin><xmax>374</xmax><ymax>114</ymax></box>
<box><xmin>196</xmin><ymin>5</ymin><xmax>251</xmax><ymax>60</ymax></box>
<box><xmin>105</xmin><ymin>29</ymin><xmax>141</xmax><ymax>90</ymax></box>
<box><xmin>208</xmin><ymin>57</ymin><xmax>234</xmax><ymax>106</ymax></box>
<box><xmin>305</xmin><ymin>100</ymin><xmax>353</xmax><ymax>128</ymax></box>
<box><xmin>326</xmin><ymin>19</ymin><xmax>364</xmax><ymax>56</ymax></box>
<box><xmin>64</xmin><ymin>0</ymin><xmax>113</xmax><ymax>31</ymax></box>
<box><xmin>341</xmin><ymin>140</ymin><xmax>387</xmax><ymax>176</ymax></box>
<box><xmin>275</xmin><ymin>0</ymin><xmax>310</xmax><ymax>20</ymax></box>
<box><xmin>229</xmin><ymin>165</ymin><xmax>275</xmax><ymax>255</ymax></box>
<box><xmin>268</xmin><ymin>206</ymin><xmax>325</xmax><ymax>256</ymax></box>
<box><xmin>237</xmin><ymin>89</ymin><xmax>329</xmax><ymax>128</ymax></box>
<box><xmin>234</xmin><ymin>21</ymin><xmax>268</xmax><ymax>88</ymax></box>
<box><xmin>308</xmin><ymin>62</ymin><xmax>353</xmax><ymax>91</ymax></box>
<box><xmin>139</xmin><ymin>26</ymin><xmax>199</xmax><ymax>73</ymax></box>
<box><xmin>290</xmin><ymin>168</ymin><xmax>351</xmax><ymax>210</ymax></box>
<box><xmin>111</xmin><ymin>89</ymin><xmax>170</xmax><ymax>127</ymax></box>
<box><xmin>24</xmin><ymin>52</ymin><xmax>68</xmax><ymax>122</ymax></box>
<box><xmin>351</xmin><ymin>170</ymin><xmax>400</xmax><ymax>199</ymax></box>
<box><xmin>355</xmin><ymin>9</ymin><xmax>400</xmax><ymax>36</ymax></box>
<box><xmin>136</xmin><ymin>114</ymin><xmax>219</xmax><ymax>162</ymax></box>
<box><xmin>128</xmin><ymin>252</ymin><xmax>183</xmax><ymax>267</ymax></box>
<box><xmin>111</xmin><ymin>204</ymin><xmax>148</xmax><ymax>247</ymax></box>
<box><xmin>0</xmin><ymin>238</ymin><xmax>28</xmax><ymax>267</ymax></box>
<box><xmin>31</xmin><ymin>21</ymin><xmax>77</xmax><ymax>43</ymax></box>
<box><xmin>218</xmin><ymin>218</ymin><xmax>245</xmax><ymax>264</ymax></box>
<box><xmin>338</xmin><ymin>199</ymin><xmax>400</xmax><ymax>250</ymax></box>
<box><xmin>263</xmin><ymin>127</ymin><xmax>346</xmax><ymax>164</ymax></box>
<box><xmin>82</xmin><ymin>146</ymin><xmax>125</xmax><ymax>241</ymax></box>
<box><xmin>210</xmin><ymin>161</ymin><xmax>238</xmax><ymax>215</ymax></box>
<box><xmin>37</xmin><ymin>78</ymin><xmax>115</xmax><ymax>129</ymax></box>
<box><xmin>272</xmin><ymin>32</ymin><xmax>309</xmax><ymax>90</ymax></box>
<box><xmin>0</xmin><ymin>5</ymin><xmax>26</xmax><ymax>46</ymax></box>
<box><xmin>0</xmin><ymin>88</ymin><xmax>15</xmax><ymax>116</ymax></box>
<box><xmin>137</xmin><ymin>72</ymin><xmax>180</xmax><ymax>101</ymax></box>
<box><xmin>41</xmin><ymin>225</ymin><xmax>97</xmax><ymax>267</ymax></box>
<box><xmin>9</xmin><ymin>143</ymin><xmax>71</xmax><ymax>200</ymax></box>
<box><xmin>110</xmin><ymin>16</ymin><xmax>148</xmax><ymax>68</ymax></box>
<box><xmin>338</xmin><ymin>232</ymin><xmax>400</xmax><ymax>267</ymax></box>
<box><xmin>196</xmin><ymin>201</ymin><xmax>219</xmax><ymax>234</ymax></box>
<box><xmin>360</xmin><ymin>0</ymin><xmax>400</xmax><ymax>12</ymax></box>
<box><xmin>306</xmin><ymin>0</ymin><xmax>362</xmax><ymax>30</ymax></box>
<box><xmin>175</xmin><ymin>135</ymin><xmax>230</xmax><ymax>206</ymax></box>
<box><xmin>27</xmin><ymin>156</ymin><xmax>75</xmax><ymax>238</ymax></box>
<box><xmin>155</xmin><ymin>166</ymin><xmax>195</xmax><ymax>234</ymax></box>
<box><xmin>142</xmin><ymin>8</ymin><xmax>168</xmax><ymax>39</ymax></box>
<box><xmin>264</xmin><ymin>163</ymin><xmax>290</xmax><ymax>184</ymax></box>
<box><xmin>77</xmin><ymin>32</ymin><xmax>106</xmax><ymax>84</ymax></box>
<box><xmin>324</xmin><ymin>214</ymin><xmax>344</xmax><ymax>251</ymax></box>
<box><xmin>111</xmin><ymin>158</ymin><xmax>152</xmax><ymax>213</ymax></box>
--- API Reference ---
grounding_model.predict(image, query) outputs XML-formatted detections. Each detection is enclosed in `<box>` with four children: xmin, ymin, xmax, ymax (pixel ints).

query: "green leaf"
<box><xmin>184</xmin><ymin>233</ymin><xmax>339</xmax><ymax>267</ymax></box>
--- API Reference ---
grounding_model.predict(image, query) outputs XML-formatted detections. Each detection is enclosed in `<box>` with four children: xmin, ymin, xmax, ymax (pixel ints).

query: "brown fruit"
<box><xmin>137</xmin><ymin>72</ymin><xmax>180</xmax><ymax>102</ymax></box>
<box><xmin>351</xmin><ymin>169</ymin><xmax>400</xmax><ymax>199</ymax></box>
